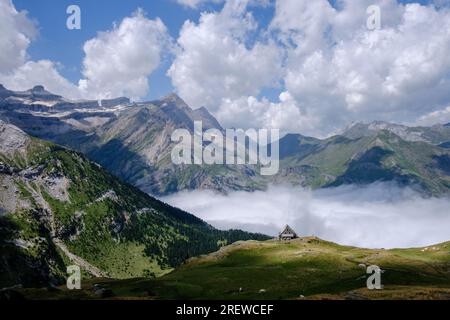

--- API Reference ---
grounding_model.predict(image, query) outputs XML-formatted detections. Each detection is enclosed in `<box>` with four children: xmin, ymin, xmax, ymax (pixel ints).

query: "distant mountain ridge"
<box><xmin>1</xmin><ymin>85</ymin><xmax>450</xmax><ymax>196</ymax></box>
<box><xmin>340</xmin><ymin>120</ymin><xmax>450</xmax><ymax>145</ymax></box>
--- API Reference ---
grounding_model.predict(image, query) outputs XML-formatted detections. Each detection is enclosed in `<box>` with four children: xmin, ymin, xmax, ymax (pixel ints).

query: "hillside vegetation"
<box><xmin>0</xmin><ymin>121</ymin><xmax>268</xmax><ymax>288</ymax></box>
<box><xmin>17</xmin><ymin>237</ymin><xmax>450</xmax><ymax>300</ymax></box>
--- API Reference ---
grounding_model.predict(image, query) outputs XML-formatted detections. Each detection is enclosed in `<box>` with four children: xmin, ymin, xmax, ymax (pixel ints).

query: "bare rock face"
<box><xmin>0</xmin><ymin>175</ymin><xmax>18</xmax><ymax>215</ymax></box>
<box><xmin>0</xmin><ymin>120</ymin><xmax>30</xmax><ymax>156</ymax></box>
<box><xmin>42</xmin><ymin>175</ymin><xmax>71</xmax><ymax>202</ymax></box>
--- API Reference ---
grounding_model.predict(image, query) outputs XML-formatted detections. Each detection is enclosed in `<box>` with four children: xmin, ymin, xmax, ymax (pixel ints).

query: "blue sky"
<box><xmin>13</xmin><ymin>0</ymin><xmax>432</xmax><ymax>100</ymax></box>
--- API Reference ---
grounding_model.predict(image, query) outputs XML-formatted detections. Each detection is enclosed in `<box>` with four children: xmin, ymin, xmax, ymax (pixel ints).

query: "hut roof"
<box><xmin>280</xmin><ymin>225</ymin><xmax>297</xmax><ymax>236</ymax></box>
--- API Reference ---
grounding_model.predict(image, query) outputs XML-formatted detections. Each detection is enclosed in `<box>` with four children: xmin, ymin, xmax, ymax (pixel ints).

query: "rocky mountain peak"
<box><xmin>367</xmin><ymin>120</ymin><xmax>404</xmax><ymax>130</ymax></box>
<box><xmin>342</xmin><ymin>121</ymin><xmax>415</xmax><ymax>140</ymax></box>
<box><xmin>27</xmin><ymin>85</ymin><xmax>62</xmax><ymax>100</ymax></box>
<box><xmin>99</xmin><ymin>96</ymin><xmax>130</xmax><ymax>108</ymax></box>
<box><xmin>31</xmin><ymin>85</ymin><xmax>46</xmax><ymax>93</ymax></box>
<box><xmin>163</xmin><ymin>92</ymin><xmax>183</xmax><ymax>101</ymax></box>
<box><xmin>192</xmin><ymin>106</ymin><xmax>223</xmax><ymax>130</ymax></box>
<box><xmin>28</xmin><ymin>85</ymin><xmax>53</xmax><ymax>96</ymax></box>
<box><xmin>160</xmin><ymin>93</ymin><xmax>190</xmax><ymax>109</ymax></box>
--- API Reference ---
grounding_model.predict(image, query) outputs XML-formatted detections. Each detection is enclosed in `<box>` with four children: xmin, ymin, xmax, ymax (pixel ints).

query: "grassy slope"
<box><xmin>18</xmin><ymin>237</ymin><xmax>450</xmax><ymax>300</ymax></box>
<box><xmin>148</xmin><ymin>238</ymin><xmax>450</xmax><ymax>300</ymax></box>
<box><xmin>276</xmin><ymin>131</ymin><xmax>450</xmax><ymax>194</ymax></box>
<box><xmin>1</xmin><ymin>134</ymin><xmax>269</xmax><ymax>288</ymax></box>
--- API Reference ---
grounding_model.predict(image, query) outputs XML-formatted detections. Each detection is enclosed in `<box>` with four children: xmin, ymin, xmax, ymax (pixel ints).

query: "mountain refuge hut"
<box><xmin>279</xmin><ymin>225</ymin><xmax>298</xmax><ymax>241</ymax></box>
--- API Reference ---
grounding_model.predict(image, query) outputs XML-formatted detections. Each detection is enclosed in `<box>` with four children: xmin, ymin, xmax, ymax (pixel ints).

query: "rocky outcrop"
<box><xmin>0</xmin><ymin>120</ymin><xmax>30</xmax><ymax>156</ymax></box>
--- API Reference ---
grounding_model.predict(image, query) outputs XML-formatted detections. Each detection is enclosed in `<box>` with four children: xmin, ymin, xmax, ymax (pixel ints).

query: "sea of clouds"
<box><xmin>163</xmin><ymin>182</ymin><xmax>450</xmax><ymax>249</ymax></box>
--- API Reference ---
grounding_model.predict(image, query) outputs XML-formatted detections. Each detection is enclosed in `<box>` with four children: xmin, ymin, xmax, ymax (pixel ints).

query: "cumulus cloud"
<box><xmin>0</xmin><ymin>3</ymin><xmax>169</xmax><ymax>101</ymax></box>
<box><xmin>0</xmin><ymin>0</ymin><xmax>79</xmax><ymax>98</ymax></box>
<box><xmin>0</xmin><ymin>0</ymin><xmax>36</xmax><ymax>74</ymax></box>
<box><xmin>168</xmin><ymin>0</ymin><xmax>283</xmax><ymax>109</ymax></box>
<box><xmin>169</xmin><ymin>0</ymin><xmax>450</xmax><ymax>136</ymax></box>
<box><xmin>0</xmin><ymin>60</ymin><xmax>81</xmax><ymax>98</ymax></box>
<box><xmin>216</xmin><ymin>92</ymin><xmax>317</xmax><ymax>134</ymax></box>
<box><xmin>79</xmin><ymin>9</ymin><xmax>170</xmax><ymax>100</ymax></box>
<box><xmin>416</xmin><ymin>106</ymin><xmax>450</xmax><ymax>126</ymax></box>
<box><xmin>163</xmin><ymin>183</ymin><xmax>450</xmax><ymax>249</ymax></box>
<box><xmin>271</xmin><ymin>0</ymin><xmax>450</xmax><ymax>135</ymax></box>
<box><xmin>176</xmin><ymin>0</ymin><xmax>270</xmax><ymax>9</ymax></box>
<box><xmin>176</xmin><ymin>0</ymin><xmax>223</xmax><ymax>9</ymax></box>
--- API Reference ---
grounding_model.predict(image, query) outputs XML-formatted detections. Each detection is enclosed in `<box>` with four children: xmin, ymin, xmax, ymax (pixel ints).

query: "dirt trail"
<box><xmin>53</xmin><ymin>239</ymin><xmax>108</xmax><ymax>278</ymax></box>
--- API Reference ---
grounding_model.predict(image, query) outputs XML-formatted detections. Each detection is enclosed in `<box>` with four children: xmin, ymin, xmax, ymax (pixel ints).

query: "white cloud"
<box><xmin>416</xmin><ymin>106</ymin><xmax>450</xmax><ymax>126</ymax></box>
<box><xmin>169</xmin><ymin>0</ymin><xmax>450</xmax><ymax>136</ymax></box>
<box><xmin>168</xmin><ymin>0</ymin><xmax>450</xmax><ymax>136</ymax></box>
<box><xmin>0</xmin><ymin>0</ymin><xmax>36</xmax><ymax>74</ymax></box>
<box><xmin>271</xmin><ymin>0</ymin><xmax>336</xmax><ymax>56</ymax></box>
<box><xmin>176</xmin><ymin>0</ymin><xmax>270</xmax><ymax>9</ymax></box>
<box><xmin>163</xmin><ymin>183</ymin><xmax>450</xmax><ymax>249</ymax></box>
<box><xmin>0</xmin><ymin>0</ymin><xmax>79</xmax><ymax>98</ymax></box>
<box><xmin>216</xmin><ymin>92</ymin><xmax>319</xmax><ymax>135</ymax></box>
<box><xmin>0</xmin><ymin>60</ymin><xmax>81</xmax><ymax>98</ymax></box>
<box><xmin>176</xmin><ymin>0</ymin><xmax>223</xmax><ymax>9</ymax></box>
<box><xmin>272</xmin><ymin>0</ymin><xmax>450</xmax><ymax>135</ymax></box>
<box><xmin>79</xmin><ymin>9</ymin><xmax>170</xmax><ymax>100</ymax></box>
<box><xmin>0</xmin><ymin>4</ymin><xmax>169</xmax><ymax>101</ymax></box>
<box><xmin>168</xmin><ymin>0</ymin><xmax>283</xmax><ymax>109</ymax></box>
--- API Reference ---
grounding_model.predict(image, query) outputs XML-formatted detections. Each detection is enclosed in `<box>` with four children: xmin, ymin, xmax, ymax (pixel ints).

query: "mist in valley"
<box><xmin>163</xmin><ymin>183</ymin><xmax>450</xmax><ymax>249</ymax></box>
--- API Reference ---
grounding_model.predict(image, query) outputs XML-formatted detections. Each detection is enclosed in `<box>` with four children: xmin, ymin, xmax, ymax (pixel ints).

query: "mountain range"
<box><xmin>1</xmin><ymin>85</ymin><xmax>450</xmax><ymax>196</ymax></box>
